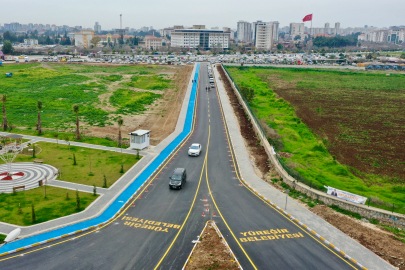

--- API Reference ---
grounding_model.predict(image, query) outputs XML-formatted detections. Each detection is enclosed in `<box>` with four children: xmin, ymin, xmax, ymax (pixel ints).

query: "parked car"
<box><xmin>188</xmin><ymin>143</ymin><xmax>202</xmax><ymax>156</ymax></box>
<box><xmin>169</xmin><ymin>168</ymin><xmax>187</xmax><ymax>189</ymax></box>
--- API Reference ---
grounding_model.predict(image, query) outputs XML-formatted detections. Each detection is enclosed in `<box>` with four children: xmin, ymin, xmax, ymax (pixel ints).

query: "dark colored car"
<box><xmin>169</xmin><ymin>168</ymin><xmax>187</xmax><ymax>189</ymax></box>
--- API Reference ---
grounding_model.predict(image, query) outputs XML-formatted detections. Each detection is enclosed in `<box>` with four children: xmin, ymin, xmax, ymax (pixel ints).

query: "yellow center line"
<box><xmin>0</xmin><ymin>70</ymin><xmax>202</xmax><ymax>263</ymax></box>
<box><xmin>215</xmin><ymin>76</ymin><xmax>358</xmax><ymax>269</ymax></box>
<box><xmin>205</xmin><ymin>141</ymin><xmax>258</xmax><ymax>269</ymax></box>
<box><xmin>153</xmin><ymin>125</ymin><xmax>211</xmax><ymax>270</ymax></box>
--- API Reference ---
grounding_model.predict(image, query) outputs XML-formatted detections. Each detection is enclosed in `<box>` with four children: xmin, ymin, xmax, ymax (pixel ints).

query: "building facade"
<box><xmin>94</xmin><ymin>22</ymin><xmax>101</xmax><ymax>33</ymax></box>
<box><xmin>171</xmin><ymin>25</ymin><xmax>230</xmax><ymax>50</ymax></box>
<box><xmin>75</xmin><ymin>30</ymin><xmax>94</xmax><ymax>48</ymax></box>
<box><xmin>254</xmin><ymin>22</ymin><xmax>274</xmax><ymax>50</ymax></box>
<box><xmin>144</xmin><ymin>35</ymin><xmax>163</xmax><ymax>50</ymax></box>
<box><xmin>289</xmin><ymin>23</ymin><xmax>305</xmax><ymax>38</ymax></box>
<box><xmin>237</xmin><ymin>21</ymin><xmax>252</xmax><ymax>42</ymax></box>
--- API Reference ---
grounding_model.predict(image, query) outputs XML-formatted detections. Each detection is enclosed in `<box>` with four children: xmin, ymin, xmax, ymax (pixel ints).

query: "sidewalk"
<box><xmin>213</xmin><ymin>66</ymin><xmax>394</xmax><ymax>270</ymax></box>
<box><xmin>0</xmin><ymin>63</ymin><xmax>198</xmax><ymax>238</ymax></box>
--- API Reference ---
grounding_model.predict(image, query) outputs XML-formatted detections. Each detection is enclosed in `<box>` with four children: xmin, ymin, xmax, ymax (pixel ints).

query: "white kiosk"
<box><xmin>129</xmin><ymin>130</ymin><xmax>150</xmax><ymax>150</ymax></box>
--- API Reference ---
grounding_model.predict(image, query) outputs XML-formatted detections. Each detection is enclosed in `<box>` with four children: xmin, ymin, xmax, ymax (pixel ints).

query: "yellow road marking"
<box><xmin>153</xmin><ymin>125</ymin><xmax>211</xmax><ymax>270</ymax></box>
<box><xmin>205</xmin><ymin>138</ymin><xmax>258</xmax><ymax>270</ymax></box>
<box><xmin>0</xmin><ymin>70</ymin><xmax>202</xmax><ymax>263</ymax></box>
<box><xmin>214</xmin><ymin>75</ymin><xmax>358</xmax><ymax>270</ymax></box>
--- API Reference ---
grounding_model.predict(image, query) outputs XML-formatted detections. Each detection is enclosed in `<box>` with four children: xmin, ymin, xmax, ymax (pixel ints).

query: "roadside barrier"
<box><xmin>0</xmin><ymin>64</ymin><xmax>201</xmax><ymax>257</ymax></box>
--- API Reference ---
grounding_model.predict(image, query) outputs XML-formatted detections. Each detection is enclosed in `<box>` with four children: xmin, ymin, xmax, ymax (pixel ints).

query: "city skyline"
<box><xmin>1</xmin><ymin>0</ymin><xmax>404</xmax><ymax>30</ymax></box>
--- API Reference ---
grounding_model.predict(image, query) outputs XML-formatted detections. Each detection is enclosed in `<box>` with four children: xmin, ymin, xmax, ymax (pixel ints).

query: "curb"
<box><xmin>0</xmin><ymin>64</ymin><xmax>201</xmax><ymax>259</ymax></box>
<box><xmin>182</xmin><ymin>221</ymin><xmax>242</xmax><ymax>270</ymax></box>
<box><xmin>214</xmin><ymin>65</ymin><xmax>368</xmax><ymax>270</ymax></box>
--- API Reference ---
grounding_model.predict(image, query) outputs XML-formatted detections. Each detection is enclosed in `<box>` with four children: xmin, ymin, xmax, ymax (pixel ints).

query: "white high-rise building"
<box><xmin>94</xmin><ymin>22</ymin><xmax>101</xmax><ymax>33</ymax></box>
<box><xmin>289</xmin><ymin>23</ymin><xmax>305</xmax><ymax>39</ymax></box>
<box><xmin>171</xmin><ymin>25</ymin><xmax>230</xmax><ymax>50</ymax></box>
<box><xmin>254</xmin><ymin>22</ymin><xmax>274</xmax><ymax>50</ymax></box>
<box><xmin>237</xmin><ymin>20</ymin><xmax>252</xmax><ymax>42</ymax></box>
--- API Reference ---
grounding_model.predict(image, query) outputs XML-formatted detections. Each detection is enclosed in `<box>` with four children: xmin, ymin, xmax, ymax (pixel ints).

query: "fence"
<box><xmin>221</xmin><ymin>64</ymin><xmax>405</xmax><ymax>227</ymax></box>
<box><xmin>222</xmin><ymin>66</ymin><xmax>324</xmax><ymax>192</ymax></box>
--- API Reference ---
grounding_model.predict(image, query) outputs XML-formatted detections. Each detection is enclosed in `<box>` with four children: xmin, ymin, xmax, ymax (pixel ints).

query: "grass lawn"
<box><xmin>12</xmin><ymin>141</ymin><xmax>140</xmax><ymax>187</ymax></box>
<box><xmin>51</xmin><ymin>64</ymin><xmax>167</xmax><ymax>74</ymax></box>
<box><xmin>0</xmin><ymin>234</ymin><xmax>5</xmax><ymax>242</ymax></box>
<box><xmin>0</xmin><ymin>186</ymin><xmax>98</xmax><ymax>226</ymax></box>
<box><xmin>225</xmin><ymin>66</ymin><xmax>405</xmax><ymax>214</ymax></box>
<box><xmin>125</xmin><ymin>75</ymin><xmax>171</xmax><ymax>90</ymax></box>
<box><xmin>110</xmin><ymin>89</ymin><xmax>161</xmax><ymax>114</ymax></box>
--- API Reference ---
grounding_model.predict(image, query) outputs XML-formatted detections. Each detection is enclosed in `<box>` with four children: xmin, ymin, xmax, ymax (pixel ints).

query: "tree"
<box><xmin>90</xmin><ymin>37</ymin><xmax>101</xmax><ymax>48</ymax></box>
<box><xmin>1</xmin><ymin>95</ymin><xmax>7</xmax><ymax>131</ymax></box>
<box><xmin>294</xmin><ymin>35</ymin><xmax>301</xmax><ymax>41</ymax></box>
<box><xmin>37</xmin><ymin>101</ymin><xmax>43</xmax><ymax>135</ymax></box>
<box><xmin>277</xmin><ymin>43</ymin><xmax>283</xmax><ymax>51</ymax></box>
<box><xmin>53</xmin><ymin>132</ymin><xmax>59</xmax><ymax>147</ymax></box>
<box><xmin>72</xmin><ymin>104</ymin><xmax>81</xmax><ymax>140</ymax></box>
<box><xmin>2</xmin><ymin>40</ymin><xmax>13</xmax><ymax>54</ymax></box>
<box><xmin>103</xmin><ymin>174</ymin><xmax>107</xmax><ymax>188</ymax></box>
<box><xmin>93</xmin><ymin>184</ymin><xmax>97</xmax><ymax>196</ymax></box>
<box><xmin>31</xmin><ymin>203</ymin><xmax>36</xmax><ymax>223</ymax></box>
<box><xmin>400</xmin><ymin>53</ymin><xmax>405</xmax><ymax>59</ymax></box>
<box><xmin>117</xmin><ymin>117</ymin><xmax>124</xmax><ymax>147</ymax></box>
<box><xmin>76</xmin><ymin>189</ymin><xmax>81</xmax><ymax>211</ymax></box>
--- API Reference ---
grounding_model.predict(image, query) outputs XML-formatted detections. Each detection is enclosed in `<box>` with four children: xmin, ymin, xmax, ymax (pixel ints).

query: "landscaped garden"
<box><xmin>0</xmin><ymin>186</ymin><xmax>98</xmax><ymax>226</ymax></box>
<box><xmin>225</xmin><ymin>66</ymin><xmax>405</xmax><ymax>213</ymax></box>
<box><xmin>13</xmin><ymin>141</ymin><xmax>140</xmax><ymax>187</ymax></box>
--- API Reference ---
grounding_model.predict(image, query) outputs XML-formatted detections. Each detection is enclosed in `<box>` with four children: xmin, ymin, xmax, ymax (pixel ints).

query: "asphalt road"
<box><xmin>0</xmin><ymin>63</ymin><xmax>361</xmax><ymax>270</ymax></box>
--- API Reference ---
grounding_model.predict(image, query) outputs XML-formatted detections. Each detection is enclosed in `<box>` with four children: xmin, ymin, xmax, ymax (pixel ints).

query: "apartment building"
<box><xmin>171</xmin><ymin>25</ymin><xmax>230</xmax><ymax>50</ymax></box>
<box><xmin>289</xmin><ymin>23</ymin><xmax>305</xmax><ymax>39</ymax></box>
<box><xmin>237</xmin><ymin>21</ymin><xmax>252</xmax><ymax>42</ymax></box>
<box><xmin>254</xmin><ymin>22</ymin><xmax>274</xmax><ymax>50</ymax></box>
<box><xmin>75</xmin><ymin>30</ymin><xmax>94</xmax><ymax>48</ymax></box>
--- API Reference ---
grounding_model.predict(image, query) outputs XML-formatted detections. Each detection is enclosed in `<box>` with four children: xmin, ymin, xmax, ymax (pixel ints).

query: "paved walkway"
<box><xmin>213</xmin><ymin>66</ymin><xmax>394</xmax><ymax>270</ymax></box>
<box><xmin>0</xmin><ymin>63</ymin><xmax>197</xmax><ymax>238</ymax></box>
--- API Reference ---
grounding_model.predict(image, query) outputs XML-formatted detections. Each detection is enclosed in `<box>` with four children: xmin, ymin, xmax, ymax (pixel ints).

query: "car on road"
<box><xmin>169</xmin><ymin>168</ymin><xmax>187</xmax><ymax>189</ymax></box>
<box><xmin>188</xmin><ymin>143</ymin><xmax>202</xmax><ymax>156</ymax></box>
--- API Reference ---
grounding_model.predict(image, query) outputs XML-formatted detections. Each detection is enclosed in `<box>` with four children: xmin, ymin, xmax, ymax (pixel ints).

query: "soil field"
<box><xmin>0</xmin><ymin>63</ymin><xmax>192</xmax><ymax>146</ymax></box>
<box><xmin>219</xmin><ymin>65</ymin><xmax>405</xmax><ymax>270</ymax></box>
<box><xmin>186</xmin><ymin>222</ymin><xmax>239</xmax><ymax>270</ymax></box>
<box><xmin>225</xmin><ymin>66</ymin><xmax>405</xmax><ymax>213</ymax></box>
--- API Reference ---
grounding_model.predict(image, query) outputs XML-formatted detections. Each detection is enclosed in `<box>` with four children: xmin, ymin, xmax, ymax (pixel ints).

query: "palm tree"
<box><xmin>117</xmin><ymin>117</ymin><xmax>124</xmax><ymax>147</ymax></box>
<box><xmin>1</xmin><ymin>95</ymin><xmax>7</xmax><ymax>131</ymax></box>
<box><xmin>72</xmin><ymin>104</ymin><xmax>81</xmax><ymax>140</ymax></box>
<box><xmin>37</xmin><ymin>101</ymin><xmax>43</xmax><ymax>135</ymax></box>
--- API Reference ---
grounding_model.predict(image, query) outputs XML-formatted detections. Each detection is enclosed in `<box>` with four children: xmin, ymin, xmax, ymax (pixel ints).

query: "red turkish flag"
<box><xmin>302</xmin><ymin>14</ymin><xmax>313</xmax><ymax>22</ymax></box>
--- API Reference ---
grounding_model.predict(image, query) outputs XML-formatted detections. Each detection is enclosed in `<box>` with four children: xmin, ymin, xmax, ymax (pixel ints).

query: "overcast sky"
<box><xmin>2</xmin><ymin>0</ymin><xmax>404</xmax><ymax>30</ymax></box>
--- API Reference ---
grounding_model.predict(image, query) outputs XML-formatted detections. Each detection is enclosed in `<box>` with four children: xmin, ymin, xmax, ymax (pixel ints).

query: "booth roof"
<box><xmin>129</xmin><ymin>130</ymin><xmax>150</xmax><ymax>136</ymax></box>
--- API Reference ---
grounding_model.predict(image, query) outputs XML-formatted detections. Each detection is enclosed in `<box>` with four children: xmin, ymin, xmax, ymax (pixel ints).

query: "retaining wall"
<box><xmin>220</xmin><ymin>64</ymin><xmax>405</xmax><ymax>230</ymax></box>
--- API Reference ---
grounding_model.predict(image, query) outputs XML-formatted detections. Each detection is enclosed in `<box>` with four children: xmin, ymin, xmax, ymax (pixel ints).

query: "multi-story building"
<box><xmin>271</xmin><ymin>21</ymin><xmax>280</xmax><ymax>41</ymax></box>
<box><xmin>94</xmin><ymin>22</ymin><xmax>101</xmax><ymax>33</ymax></box>
<box><xmin>160</xmin><ymin>27</ymin><xmax>174</xmax><ymax>37</ymax></box>
<box><xmin>171</xmin><ymin>25</ymin><xmax>230</xmax><ymax>50</ymax></box>
<box><xmin>254</xmin><ymin>21</ymin><xmax>273</xmax><ymax>50</ymax></box>
<box><xmin>75</xmin><ymin>30</ymin><xmax>94</xmax><ymax>48</ymax></box>
<box><xmin>23</xmin><ymin>39</ymin><xmax>39</xmax><ymax>46</ymax></box>
<box><xmin>237</xmin><ymin>21</ymin><xmax>252</xmax><ymax>42</ymax></box>
<box><xmin>335</xmin><ymin>22</ymin><xmax>341</xmax><ymax>34</ymax></box>
<box><xmin>144</xmin><ymin>35</ymin><xmax>163</xmax><ymax>50</ymax></box>
<box><xmin>289</xmin><ymin>23</ymin><xmax>305</xmax><ymax>39</ymax></box>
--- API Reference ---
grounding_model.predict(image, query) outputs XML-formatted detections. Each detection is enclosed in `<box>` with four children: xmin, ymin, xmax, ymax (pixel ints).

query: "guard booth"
<box><xmin>129</xmin><ymin>130</ymin><xmax>150</xmax><ymax>150</ymax></box>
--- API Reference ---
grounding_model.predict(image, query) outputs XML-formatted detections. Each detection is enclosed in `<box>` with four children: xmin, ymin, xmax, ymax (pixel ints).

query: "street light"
<box><xmin>285</xmin><ymin>189</ymin><xmax>290</xmax><ymax>210</ymax></box>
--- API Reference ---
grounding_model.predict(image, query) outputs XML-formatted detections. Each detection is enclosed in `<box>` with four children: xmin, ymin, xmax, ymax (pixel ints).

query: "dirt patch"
<box><xmin>217</xmin><ymin>66</ymin><xmax>269</xmax><ymax>178</ymax></box>
<box><xmin>311</xmin><ymin>205</ymin><xmax>405</xmax><ymax>269</ymax></box>
<box><xmin>186</xmin><ymin>222</ymin><xmax>240</xmax><ymax>270</ymax></box>
<box><xmin>87</xmin><ymin>65</ymin><xmax>193</xmax><ymax>145</ymax></box>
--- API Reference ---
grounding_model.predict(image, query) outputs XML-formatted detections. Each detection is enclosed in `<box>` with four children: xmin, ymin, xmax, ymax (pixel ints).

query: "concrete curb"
<box><xmin>214</xmin><ymin>65</ymin><xmax>368</xmax><ymax>270</ymax></box>
<box><xmin>0</xmin><ymin>64</ymin><xmax>200</xmax><ymax>257</ymax></box>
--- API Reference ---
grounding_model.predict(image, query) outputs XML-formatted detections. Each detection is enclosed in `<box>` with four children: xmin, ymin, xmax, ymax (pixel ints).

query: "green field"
<box><xmin>12</xmin><ymin>141</ymin><xmax>140</xmax><ymax>187</ymax></box>
<box><xmin>125</xmin><ymin>75</ymin><xmax>171</xmax><ymax>90</ymax></box>
<box><xmin>110</xmin><ymin>89</ymin><xmax>161</xmax><ymax>114</ymax></box>
<box><xmin>0</xmin><ymin>63</ymin><xmax>174</xmax><ymax>130</ymax></box>
<box><xmin>0</xmin><ymin>186</ymin><xmax>98</xmax><ymax>226</ymax></box>
<box><xmin>226</xmin><ymin>66</ymin><xmax>405</xmax><ymax>213</ymax></box>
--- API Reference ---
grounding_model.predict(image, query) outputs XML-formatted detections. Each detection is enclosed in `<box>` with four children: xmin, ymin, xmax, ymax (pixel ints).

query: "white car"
<box><xmin>188</xmin><ymin>143</ymin><xmax>202</xmax><ymax>156</ymax></box>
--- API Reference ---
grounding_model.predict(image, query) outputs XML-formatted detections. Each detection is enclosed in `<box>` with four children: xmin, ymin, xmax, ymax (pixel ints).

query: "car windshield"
<box><xmin>190</xmin><ymin>145</ymin><xmax>199</xmax><ymax>149</ymax></box>
<box><xmin>171</xmin><ymin>175</ymin><xmax>182</xmax><ymax>181</ymax></box>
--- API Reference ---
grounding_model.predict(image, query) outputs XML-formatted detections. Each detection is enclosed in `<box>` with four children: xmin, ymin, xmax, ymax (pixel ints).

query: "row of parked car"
<box><xmin>366</xmin><ymin>64</ymin><xmax>405</xmax><ymax>70</ymax></box>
